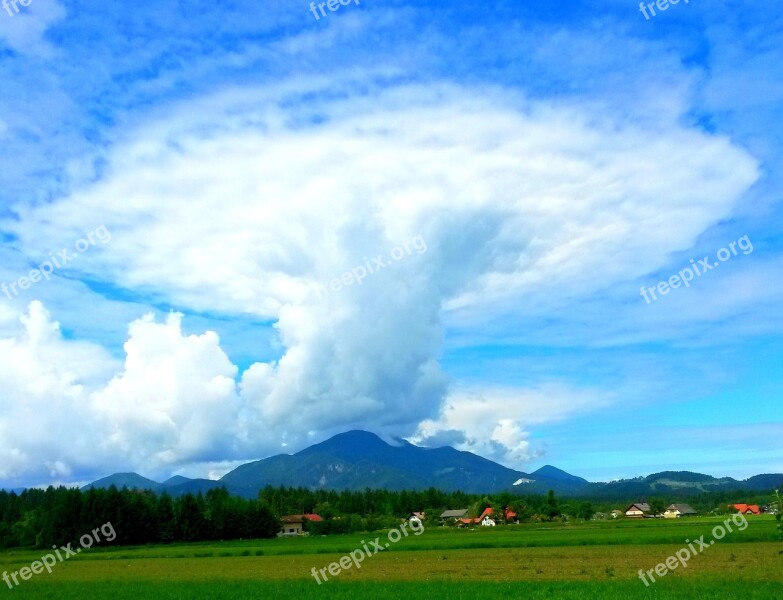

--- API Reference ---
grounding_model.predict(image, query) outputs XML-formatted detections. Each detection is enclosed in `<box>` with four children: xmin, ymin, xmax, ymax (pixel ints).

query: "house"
<box><xmin>502</xmin><ymin>507</ymin><xmax>519</xmax><ymax>524</ymax></box>
<box><xmin>478</xmin><ymin>506</ymin><xmax>518</xmax><ymax>524</ymax></box>
<box><xmin>664</xmin><ymin>503</ymin><xmax>697</xmax><ymax>518</ymax></box>
<box><xmin>625</xmin><ymin>503</ymin><xmax>652</xmax><ymax>518</ymax></box>
<box><xmin>408</xmin><ymin>511</ymin><xmax>425</xmax><ymax>526</ymax></box>
<box><xmin>457</xmin><ymin>514</ymin><xmax>495</xmax><ymax>527</ymax></box>
<box><xmin>455</xmin><ymin>507</ymin><xmax>518</xmax><ymax>527</ymax></box>
<box><xmin>479</xmin><ymin>514</ymin><xmax>496</xmax><ymax>527</ymax></box>
<box><xmin>279</xmin><ymin>513</ymin><xmax>323</xmax><ymax>535</ymax></box>
<box><xmin>730</xmin><ymin>503</ymin><xmax>761</xmax><ymax>515</ymax></box>
<box><xmin>469</xmin><ymin>508</ymin><xmax>497</xmax><ymax>527</ymax></box>
<box><xmin>440</xmin><ymin>509</ymin><xmax>469</xmax><ymax>525</ymax></box>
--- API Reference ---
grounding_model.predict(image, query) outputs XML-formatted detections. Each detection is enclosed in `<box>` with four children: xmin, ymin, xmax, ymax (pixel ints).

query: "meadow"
<box><xmin>1</xmin><ymin>516</ymin><xmax>780</xmax><ymax>599</ymax></box>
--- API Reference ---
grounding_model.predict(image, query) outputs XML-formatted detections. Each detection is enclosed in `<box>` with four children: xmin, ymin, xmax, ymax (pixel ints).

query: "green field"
<box><xmin>2</xmin><ymin>516</ymin><xmax>781</xmax><ymax>599</ymax></box>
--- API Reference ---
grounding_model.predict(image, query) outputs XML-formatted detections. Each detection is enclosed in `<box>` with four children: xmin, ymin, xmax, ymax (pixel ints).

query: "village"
<box><xmin>277</xmin><ymin>501</ymin><xmax>779</xmax><ymax>535</ymax></box>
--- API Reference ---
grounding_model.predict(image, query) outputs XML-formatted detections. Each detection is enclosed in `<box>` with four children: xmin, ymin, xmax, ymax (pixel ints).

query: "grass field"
<box><xmin>2</xmin><ymin>516</ymin><xmax>781</xmax><ymax>599</ymax></box>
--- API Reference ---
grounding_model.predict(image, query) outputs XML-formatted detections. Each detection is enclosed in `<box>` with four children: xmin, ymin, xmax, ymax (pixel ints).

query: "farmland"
<box><xmin>2</xmin><ymin>516</ymin><xmax>780</xmax><ymax>599</ymax></box>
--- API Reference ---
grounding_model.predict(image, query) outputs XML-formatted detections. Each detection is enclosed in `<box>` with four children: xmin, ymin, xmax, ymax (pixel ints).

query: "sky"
<box><xmin>0</xmin><ymin>0</ymin><xmax>781</xmax><ymax>489</ymax></box>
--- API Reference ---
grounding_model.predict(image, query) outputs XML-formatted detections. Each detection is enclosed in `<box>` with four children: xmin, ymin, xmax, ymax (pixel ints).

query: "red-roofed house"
<box><xmin>279</xmin><ymin>513</ymin><xmax>323</xmax><ymax>535</ymax></box>
<box><xmin>458</xmin><ymin>507</ymin><xmax>519</xmax><ymax>527</ymax></box>
<box><xmin>730</xmin><ymin>504</ymin><xmax>761</xmax><ymax>515</ymax></box>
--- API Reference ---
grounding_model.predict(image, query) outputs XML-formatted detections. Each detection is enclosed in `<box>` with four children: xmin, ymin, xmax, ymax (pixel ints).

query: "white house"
<box><xmin>625</xmin><ymin>503</ymin><xmax>651</xmax><ymax>518</ymax></box>
<box><xmin>408</xmin><ymin>511</ymin><xmax>425</xmax><ymax>526</ymax></box>
<box><xmin>663</xmin><ymin>503</ymin><xmax>697</xmax><ymax>518</ymax></box>
<box><xmin>480</xmin><ymin>515</ymin><xmax>496</xmax><ymax>526</ymax></box>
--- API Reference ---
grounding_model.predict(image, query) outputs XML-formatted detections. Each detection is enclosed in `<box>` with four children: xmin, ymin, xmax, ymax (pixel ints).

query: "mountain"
<box><xmin>160</xmin><ymin>475</ymin><xmax>192</xmax><ymax>488</ymax></box>
<box><xmin>743</xmin><ymin>474</ymin><xmax>783</xmax><ymax>490</ymax></box>
<box><xmin>80</xmin><ymin>431</ymin><xmax>783</xmax><ymax>499</ymax></box>
<box><xmin>585</xmin><ymin>471</ymin><xmax>783</xmax><ymax>498</ymax></box>
<box><xmin>532</xmin><ymin>465</ymin><xmax>589</xmax><ymax>485</ymax></box>
<box><xmin>82</xmin><ymin>472</ymin><xmax>160</xmax><ymax>492</ymax></box>
<box><xmin>79</xmin><ymin>431</ymin><xmax>548</xmax><ymax>496</ymax></box>
<box><xmin>220</xmin><ymin>430</ymin><xmax>545</xmax><ymax>494</ymax></box>
<box><xmin>82</xmin><ymin>473</ymin><xmax>251</xmax><ymax>498</ymax></box>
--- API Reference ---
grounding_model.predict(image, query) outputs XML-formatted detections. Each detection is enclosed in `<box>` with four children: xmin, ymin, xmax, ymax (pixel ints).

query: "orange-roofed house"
<box><xmin>279</xmin><ymin>513</ymin><xmax>323</xmax><ymax>535</ymax></box>
<box><xmin>730</xmin><ymin>504</ymin><xmax>761</xmax><ymax>515</ymax></box>
<box><xmin>458</xmin><ymin>507</ymin><xmax>519</xmax><ymax>527</ymax></box>
<box><xmin>479</xmin><ymin>506</ymin><xmax>519</xmax><ymax>524</ymax></box>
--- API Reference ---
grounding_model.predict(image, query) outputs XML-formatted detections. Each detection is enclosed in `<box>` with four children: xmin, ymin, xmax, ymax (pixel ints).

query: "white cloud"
<box><xmin>0</xmin><ymin>81</ymin><xmax>761</xmax><ymax>484</ymax></box>
<box><xmin>0</xmin><ymin>303</ymin><xmax>247</xmax><ymax>484</ymax></box>
<box><xmin>91</xmin><ymin>312</ymin><xmax>242</xmax><ymax>469</ymax></box>
<box><xmin>411</xmin><ymin>385</ymin><xmax>610</xmax><ymax>466</ymax></box>
<box><xmin>0</xmin><ymin>302</ymin><xmax>116</xmax><ymax>481</ymax></box>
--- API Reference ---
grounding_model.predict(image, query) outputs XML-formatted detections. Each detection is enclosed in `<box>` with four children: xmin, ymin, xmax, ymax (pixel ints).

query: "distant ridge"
<box><xmin>532</xmin><ymin>465</ymin><xmax>589</xmax><ymax>486</ymax></box>
<box><xmin>82</xmin><ymin>472</ymin><xmax>160</xmax><ymax>492</ymax></box>
<box><xmin>80</xmin><ymin>431</ymin><xmax>783</xmax><ymax>499</ymax></box>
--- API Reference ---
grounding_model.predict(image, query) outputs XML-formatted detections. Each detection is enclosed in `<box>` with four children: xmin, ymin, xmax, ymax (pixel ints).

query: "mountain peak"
<box><xmin>81</xmin><ymin>472</ymin><xmax>160</xmax><ymax>491</ymax></box>
<box><xmin>531</xmin><ymin>465</ymin><xmax>588</xmax><ymax>484</ymax></box>
<box><xmin>332</xmin><ymin>430</ymin><xmax>387</xmax><ymax>443</ymax></box>
<box><xmin>219</xmin><ymin>429</ymin><xmax>530</xmax><ymax>493</ymax></box>
<box><xmin>643</xmin><ymin>470</ymin><xmax>719</xmax><ymax>483</ymax></box>
<box><xmin>161</xmin><ymin>475</ymin><xmax>192</xmax><ymax>487</ymax></box>
<box><xmin>296</xmin><ymin>430</ymin><xmax>389</xmax><ymax>456</ymax></box>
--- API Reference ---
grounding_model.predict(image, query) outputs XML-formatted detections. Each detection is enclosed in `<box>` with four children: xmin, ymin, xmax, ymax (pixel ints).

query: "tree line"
<box><xmin>0</xmin><ymin>484</ymin><xmax>573</xmax><ymax>548</ymax></box>
<box><xmin>0</xmin><ymin>486</ymin><xmax>279</xmax><ymax>549</ymax></box>
<box><xmin>2</xmin><ymin>483</ymin><xmax>777</xmax><ymax>549</ymax></box>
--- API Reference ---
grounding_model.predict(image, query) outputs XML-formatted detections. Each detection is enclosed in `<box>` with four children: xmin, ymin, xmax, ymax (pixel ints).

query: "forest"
<box><xmin>0</xmin><ymin>483</ymin><xmax>774</xmax><ymax>549</ymax></box>
<box><xmin>0</xmin><ymin>486</ymin><xmax>279</xmax><ymax>549</ymax></box>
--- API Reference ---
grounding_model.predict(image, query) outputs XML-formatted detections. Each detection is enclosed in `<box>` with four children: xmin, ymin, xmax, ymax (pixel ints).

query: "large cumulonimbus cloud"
<box><xmin>1</xmin><ymin>81</ymin><xmax>759</xmax><ymax>484</ymax></box>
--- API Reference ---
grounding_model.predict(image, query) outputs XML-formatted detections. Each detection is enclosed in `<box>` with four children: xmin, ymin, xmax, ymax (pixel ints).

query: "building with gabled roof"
<box><xmin>440</xmin><ymin>509</ymin><xmax>469</xmax><ymax>519</ymax></box>
<box><xmin>625</xmin><ymin>503</ymin><xmax>652</xmax><ymax>518</ymax></box>
<box><xmin>664</xmin><ymin>503</ymin><xmax>697</xmax><ymax>518</ymax></box>
<box><xmin>730</xmin><ymin>503</ymin><xmax>761</xmax><ymax>515</ymax></box>
<box><xmin>279</xmin><ymin>513</ymin><xmax>323</xmax><ymax>535</ymax></box>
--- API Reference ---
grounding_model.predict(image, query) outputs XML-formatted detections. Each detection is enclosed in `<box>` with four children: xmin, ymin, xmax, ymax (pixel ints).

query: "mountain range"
<box><xmin>80</xmin><ymin>430</ymin><xmax>783</xmax><ymax>499</ymax></box>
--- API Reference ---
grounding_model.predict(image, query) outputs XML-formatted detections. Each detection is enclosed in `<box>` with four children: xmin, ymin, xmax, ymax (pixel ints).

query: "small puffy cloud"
<box><xmin>411</xmin><ymin>386</ymin><xmax>610</xmax><ymax>466</ymax></box>
<box><xmin>92</xmin><ymin>312</ymin><xmax>242</xmax><ymax>470</ymax></box>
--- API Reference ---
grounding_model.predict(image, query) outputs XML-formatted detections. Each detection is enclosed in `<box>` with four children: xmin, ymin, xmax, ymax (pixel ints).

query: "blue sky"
<box><xmin>0</xmin><ymin>0</ymin><xmax>781</xmax><ymax>488</ymax></box>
